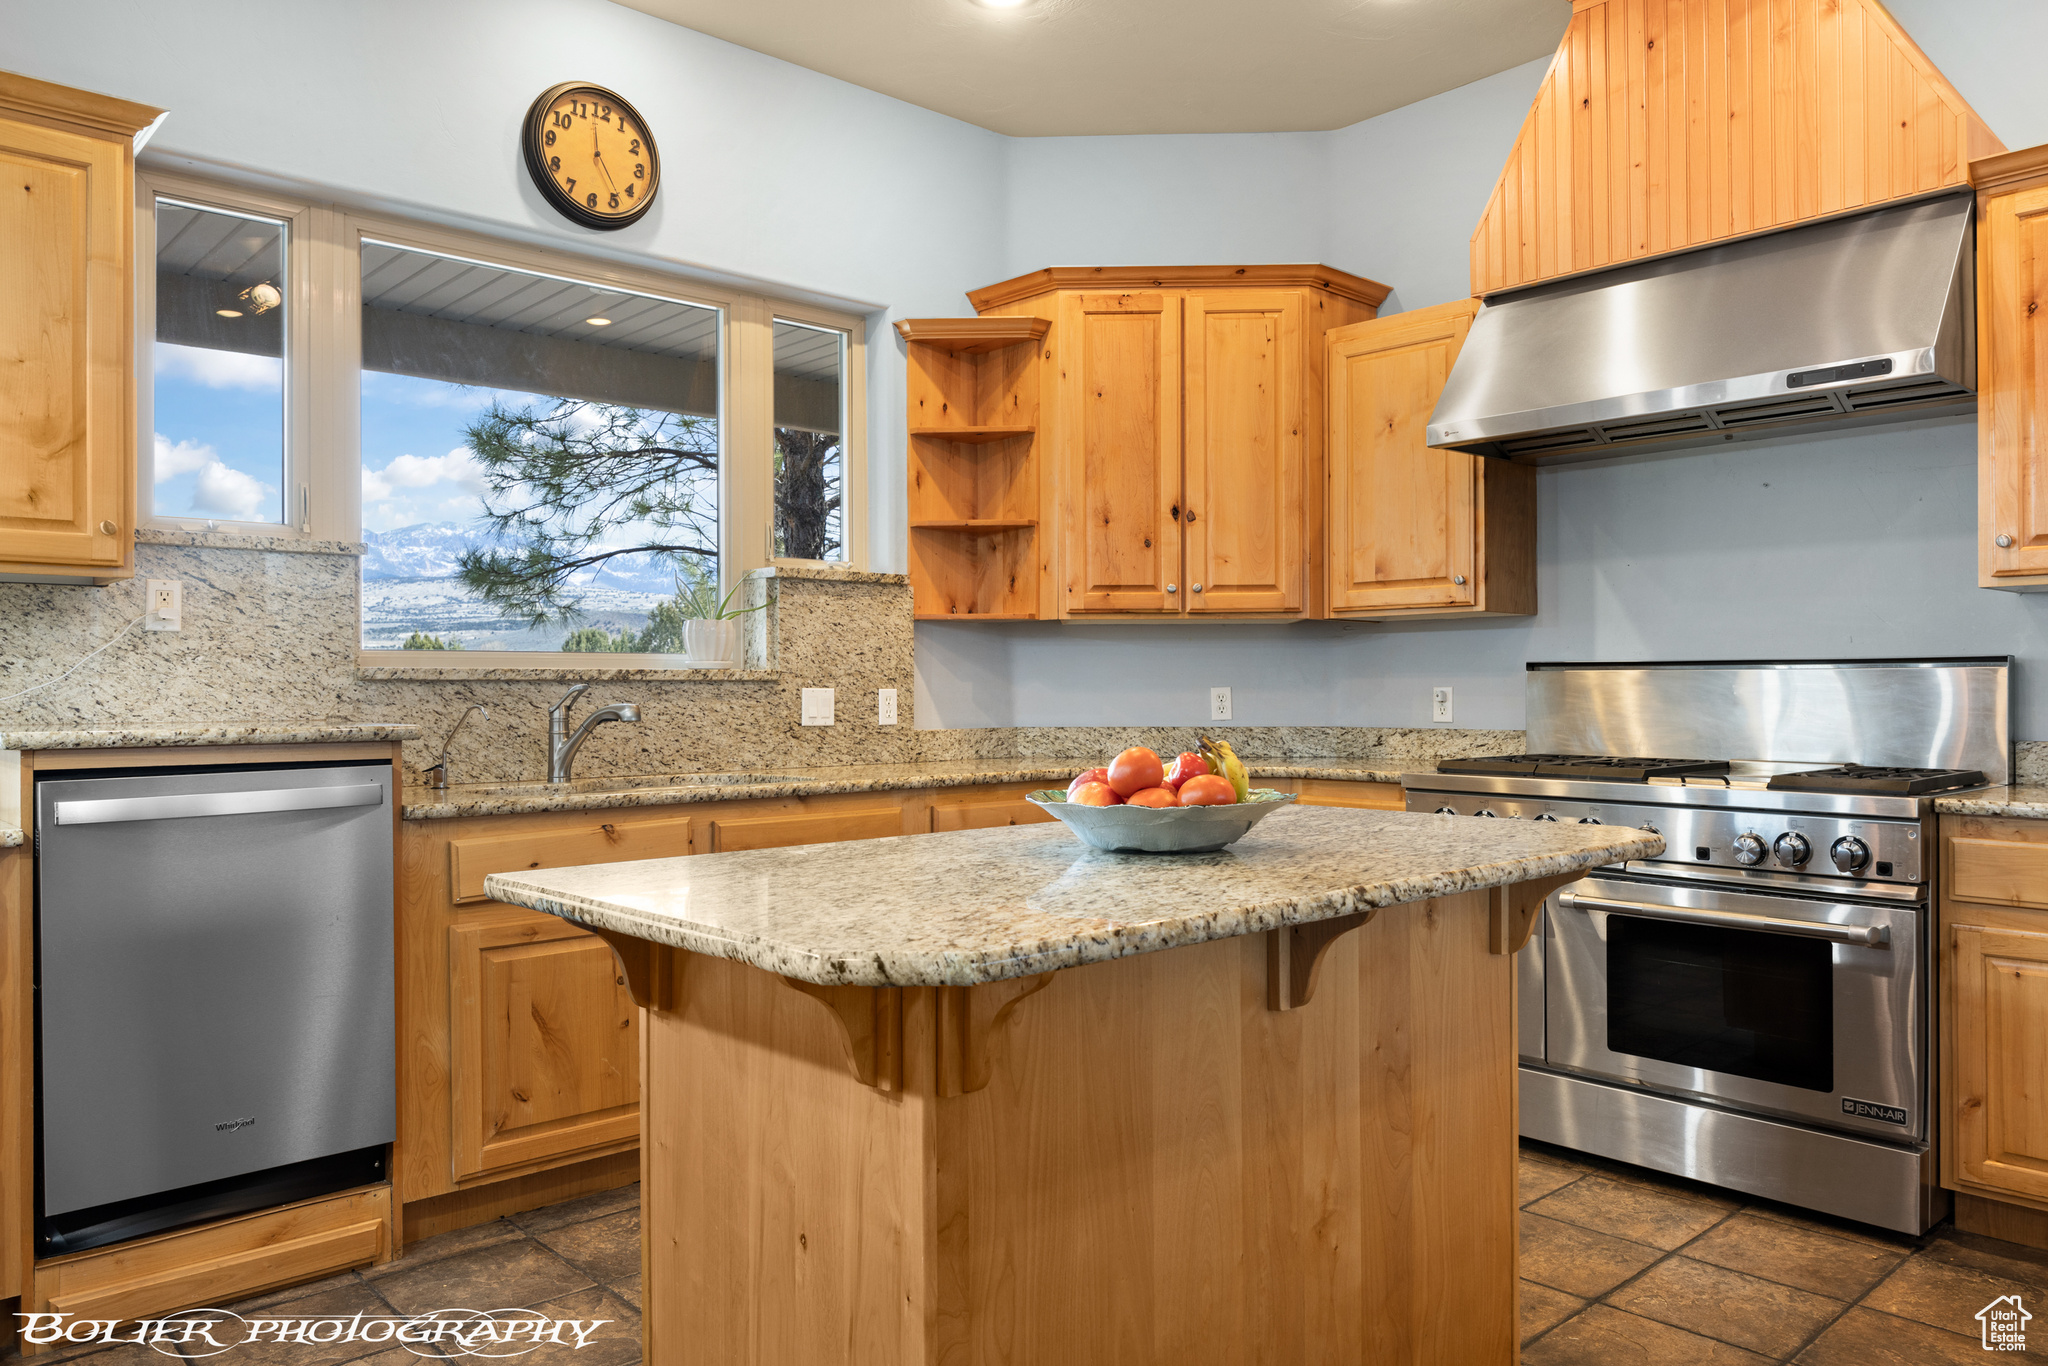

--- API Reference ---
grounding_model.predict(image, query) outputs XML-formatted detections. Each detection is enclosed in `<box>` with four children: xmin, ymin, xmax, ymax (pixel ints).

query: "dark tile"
<box><xmin>1792</xmin><ymin>1306</ymin><xmax>2003</xmax><ymax>1365</ymax></box>
<box><xmin>1528</xmin><ymin>1174</ymin><xmax>1732</xmax><ymax>1251</ymax></box>
<box><xmin>1606</xmin><ymin>1255</ymin><xmax>1846</xmax><ymax>1358</ymax></box>
<box><xmin>362</xmin><ymin>1218</ymin><xmax>524</xmax><ymax>1278</ymax></box>
<box><xmin>1742</xmin><ymin>1199</ymin><xmax>1920</xmax><ymax>1251</ymax></box>
<box><xmin>227</xmin><ymin>1270</ymin><xmax>367</xmax><ymax>1313</ymax></box>
<box><xmin>1520</xmin><ymin>1156</ymin><xmax>1581</xmax><ymax>1208</ymax></box>
<box><xmin>532</xmin><ymin>1209</ymin><xmax>640</xmax><ymax>1288</ymax></box>
<box><xmin>512</xmin><ymin>1183</ymin><xmax>640</xmax><ymax>1235</ymax></box>
<box><xmin>1520</xmin><ymin>1279</ymin><xmax>1586</xmax><ymax>1345</ymax></box>
<box><xmin>1519</xmin><ymin>1211</ymin><xmax>1662</xmax><ymax>1298</ymax></box>
<box><xmin>1521</xmin><ymin>1305</ymin><xmax>1772</xmax><ymax>1366</ymax></box>
<box><xmin>1519</xmin><ymin>1139</ymin><xmax>1600</xmax><ymax>1173</ymax></box>
<box><xmin>190</xmin><ymin>1281</ymin><xmax>401</xmax><ymax>1366</ymax></box>
<box><xmin>1927</xmin><ymin>1228</ymin><xmax>2048</xmax><ymax>1295</ymax></box>
<box><xmin>10</xmin><ymin>1340</ymin><xmax>200</xmax><ymax>1366</ymax></box>
<box><xmin>1863</xmin><ymin>1248</ymin><xmax>2048</xmax><ymax>1352</ymax></box>
<box><xmin>372</xmin><ymin>1239</ymin><xmax>593</xmax><ymax>1316</ymax></box>
<box><xmin>486</xmin><ymin>1286</ymin><xmax>640</xmax><ymax>1366</ymax></box>
<box><xmin>1686</xmin><ymin>1211</ymin><xmax>1908</xmax><ymax>1300</ymax></box>
<box><xmin>611</xmin><ymin>1274</ymin><xmax>641</xmax><ymax>1311</ymax></box>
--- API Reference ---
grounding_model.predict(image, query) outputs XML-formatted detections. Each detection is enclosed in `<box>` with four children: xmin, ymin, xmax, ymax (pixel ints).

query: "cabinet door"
<box><xmin>1327</xmin><ymin>301</ymin><xmax>1481</xmax><ymax>613</ymax></box>
<box><xmin>706</xmin><ymin>805</ymin><xmax>907</xmax><ymax>852</ymax></box>
<box><xmin>1183</xmin><ymin>292</ymin><xmax>1305</xmax><ymax>614</ymax></box>
<box><xmin>1981</xmin><ymin>183</ymin><xmax>2048</xmax><ymax>583</ymax></box>
<box><xmin>0</xmin><ymin>116</ymin><xmax>131</xmax><ymax>571</ymax></box>
<box><xmin>1058</xmin><ymin>292</ymin><xmax>1182</xmax><ymax>613</ymax></box>
<box><xmin>449</xmin><ymin>916</ymin><xmax>640</xmax><ymax>1182</ymax></box>
<box><xmin>1948</xmin><ymin>921</ymin><xmax>2048</xmax><ymax>1203</ymax></box>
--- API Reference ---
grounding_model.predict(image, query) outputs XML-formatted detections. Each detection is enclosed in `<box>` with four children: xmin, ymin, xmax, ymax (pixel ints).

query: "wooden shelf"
<box><xmin>911</xmin><ymin>520</ymin><xmax>1037</xmax><ymax>532</ymax></box>
<box><xmin>915</xmin><ymin>612</ymin><xmax>1040</xmax><ymax>621</ymax></box>
<box><xmin>909</xmin><ymin>425</ymin><xmax>1035</xmax><ymax>444</ymax></box>
<box><xmin>895</xmin><ymin>317</ymin><xmax>1051</xmax><ymax>353</ymax></box>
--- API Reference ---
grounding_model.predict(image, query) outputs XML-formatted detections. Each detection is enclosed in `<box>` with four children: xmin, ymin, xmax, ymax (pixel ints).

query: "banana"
<box><xmin>1201</xmin><ymin>734</ymin><xmax>1252</xmax><ymax>803</ymax></box>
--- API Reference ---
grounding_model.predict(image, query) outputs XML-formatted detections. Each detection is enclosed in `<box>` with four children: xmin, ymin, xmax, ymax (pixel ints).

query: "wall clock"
<box><xmin>522</xmin><ymin>82</ymin><xmax>660</xmax><ymax>230</ymax></box>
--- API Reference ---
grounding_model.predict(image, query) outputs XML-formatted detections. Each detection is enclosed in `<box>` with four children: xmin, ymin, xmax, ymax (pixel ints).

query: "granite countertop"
<box><xmin>402</xmin><ymin>758</ymin><xmax>1415</xmax><ymax>820</ymax></box>
<box><xmin>483</xmin><ymin>805</ymin><xmax>1662</xmax><ymax>987</ymax></box>
<box><xmin>0</xmin><ymin>722</ymin><xmax>420</xmax><ymax>750</ymax></box>
<box><xmin>1935</xmin><ymin>786</ymin><xmax>2048</xmax><ymax>819</ymax></box>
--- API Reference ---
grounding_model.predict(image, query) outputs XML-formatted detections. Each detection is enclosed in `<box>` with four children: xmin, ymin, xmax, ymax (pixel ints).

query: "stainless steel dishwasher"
<box><xmin>34</xmin><ymin>761</ymin><xmax>395</xmax><ymax>1254</ymax></box>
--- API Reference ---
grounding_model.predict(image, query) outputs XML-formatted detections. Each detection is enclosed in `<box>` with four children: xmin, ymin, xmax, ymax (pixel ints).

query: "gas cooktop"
<box><xmin>1765</xmin><ymin>764</ymin><xmax>1989</xmax><ymax>796</ymax></box>
<box><xmin>1436</xmin><ymin>753</ymin><xmax>1733</xmax><ymax>783</ymax></box>
<box><xmin>1435</xmin><ymin>753</ymin><xmax>1988</xmax><ymax>796</ymax></box>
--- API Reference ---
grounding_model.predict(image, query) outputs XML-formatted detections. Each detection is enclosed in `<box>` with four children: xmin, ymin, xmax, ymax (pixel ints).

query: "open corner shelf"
<box><xmin>909</xmin><ymin>425</ymin><xmax>1036</xmax><ymax>444</ymax></box>
<box><xmin>895</xmin><ymin>316</ymin><xmax>1051</xmax><ymax>354</ymax></box>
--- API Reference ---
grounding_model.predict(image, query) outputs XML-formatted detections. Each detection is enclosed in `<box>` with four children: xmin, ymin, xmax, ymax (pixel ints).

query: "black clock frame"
<box><xmin>522</xmin><ymin>81</ymin><xmax>660</xmax><ymax>231</ymax></box>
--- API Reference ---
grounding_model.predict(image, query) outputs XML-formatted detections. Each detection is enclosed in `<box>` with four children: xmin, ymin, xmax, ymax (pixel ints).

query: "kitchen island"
<box><xmin>485</xmin><ymin>804</ymin><xmax>1661</xmax><ymax>1366</ymax></box>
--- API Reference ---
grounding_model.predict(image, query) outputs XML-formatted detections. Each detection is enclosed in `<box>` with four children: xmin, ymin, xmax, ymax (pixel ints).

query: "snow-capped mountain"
<box><xmin>362</xmin><ymin>522</ymin><xmax>684</xmax><ymax>593</ymax></box>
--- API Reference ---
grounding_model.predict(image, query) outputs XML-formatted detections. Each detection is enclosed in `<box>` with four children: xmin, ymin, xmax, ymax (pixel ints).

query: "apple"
<box><xmin>1125</xmin><ymin>786</ymin><xmax>1181</xmax><ymax>808</ymax></box>
<box><xmin>1177</xmin><ymin>774</ymin><xmax>1237</xmax><ymax>806</ymax></box>
<box><xmin>1068</xmin><ymin>781</ymin><xmax>1122</xmax><ymax>806</ymax></box>
<box><xmin>1107</xmin><ymin>747</ymin><xmax>1165</xmax><ymax>797</ymax></box>
<box><xmin>1067</xmin><ymin>766</ymin><xmax>1111</xmax><ymax>795</ymax></box>
<box><xmin>1164</xmin><ymin>752</ymin><xmax>1211</xmax><ymax>790</ymax></box>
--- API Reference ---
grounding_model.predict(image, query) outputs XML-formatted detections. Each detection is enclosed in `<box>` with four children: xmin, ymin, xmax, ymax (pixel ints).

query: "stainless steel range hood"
<box><xmin>1427</xmin><ymin>192</ymin><xmax>1975</xmax><ymax>463</ymax></box>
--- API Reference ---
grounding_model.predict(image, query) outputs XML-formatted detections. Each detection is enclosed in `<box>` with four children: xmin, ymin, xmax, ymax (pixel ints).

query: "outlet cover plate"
<box><xmin>144</xmin><ymin>578</ymin><xmax>181</xmax><ymax>632</ymax></box>
<box><xmin>1210</xmin><ymin>686</ymin><xmax>1232</xmax><ymax>721</ymax></box>
<box><xmin>877</xmin><ymin>688</ymin><xmax>898</xmax><ymax>726</ymax></box>
<box><xmin>1431</xmin><ymin>686</ymin><xmax>1454</xmax><ymax>723</ymax></box>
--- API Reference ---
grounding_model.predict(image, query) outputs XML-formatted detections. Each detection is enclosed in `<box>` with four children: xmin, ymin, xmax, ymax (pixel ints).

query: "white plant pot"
<box><xmin>683</xmin><ymin>618</ymin><xmax>740</xmax><ymax>667</ymax></box>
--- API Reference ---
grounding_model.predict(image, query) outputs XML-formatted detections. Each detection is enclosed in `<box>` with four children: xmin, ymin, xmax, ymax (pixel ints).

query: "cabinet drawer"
<box><xmin>449</xmin><ymin>816</ymin><xmax>693</xmax><ymax>904</ymax></box>
<box><xmin>1950</xmin><ymin>837</ymin><xmax>2048</xmax><ymax>911</ymax></box>
<box><xmin>30</xmin><ymin>1185</ymin><xmax>390</xmax><ymax>1325</ymax></box>
<box><xmin>1295</xmin><ymin>779</ymin><xmax>1404</xmax><ymax>810</ymax></box>
<box><xmin>930</xmin><ymin>798</ymin><xmax>1056</xmax><ymax>832</ymax></box>
<box><xmin>708</xmin><ymin>807</ymin><xmax>905</xmax><ymax>852</ymax></box>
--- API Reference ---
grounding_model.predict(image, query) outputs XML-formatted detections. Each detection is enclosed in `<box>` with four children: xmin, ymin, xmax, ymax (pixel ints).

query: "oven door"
<box><xmin>1544</xmin><ymin>874</ymin><xmax>1924</xmax><ymax>1142</ymax></box>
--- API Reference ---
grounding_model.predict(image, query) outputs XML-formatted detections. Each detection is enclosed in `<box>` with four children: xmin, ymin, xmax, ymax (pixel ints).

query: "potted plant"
<box><xmin>676</xmin><ymin>574</ymin><xmax>766</xmax><ymax>667</ymax></box>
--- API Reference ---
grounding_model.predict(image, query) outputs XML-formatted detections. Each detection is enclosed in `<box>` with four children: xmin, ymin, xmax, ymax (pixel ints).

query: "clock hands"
<box><xmin>591</xmin><ymin>115</ymin><xmax>619</xmax><ymax>192</ymax></box>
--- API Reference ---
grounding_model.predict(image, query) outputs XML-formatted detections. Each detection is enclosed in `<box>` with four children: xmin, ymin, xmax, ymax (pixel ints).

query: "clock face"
<box><xmin>522</xmin><ymin>83</ymin><xmax>659</xmax><ymax>230</ymax></box>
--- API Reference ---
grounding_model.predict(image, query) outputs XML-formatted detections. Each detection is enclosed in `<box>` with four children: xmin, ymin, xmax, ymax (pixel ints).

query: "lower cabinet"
<box><xmin>928</xmin><ymin>781</ymin><xmax>1060</xmax><ymax>831</ymax></box>
<box><xmin>1942</xmin><ymin>816</ymin><xmax>2048</xmax><ymax>1211</ymax></box>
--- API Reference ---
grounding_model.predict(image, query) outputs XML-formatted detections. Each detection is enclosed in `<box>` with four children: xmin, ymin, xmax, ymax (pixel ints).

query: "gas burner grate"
<box><xmin>1767</xmin><ymin>765</ymin><xmax>1988</xmax><ymax>796</ymax></box>
<box><xmin>1437</xmin><ymin>754</ymin><xmax>1732</xmax><ymax>783</ymax></box>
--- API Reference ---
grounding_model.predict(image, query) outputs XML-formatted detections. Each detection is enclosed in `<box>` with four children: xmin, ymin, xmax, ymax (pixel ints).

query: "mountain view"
<box><xmin>359</xmin><ymin>522</ymin><xmax>675</xmax><ymax>651</ymax></box>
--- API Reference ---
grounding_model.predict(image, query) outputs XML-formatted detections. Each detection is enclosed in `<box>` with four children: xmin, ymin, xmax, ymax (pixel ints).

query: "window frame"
<box><xmin>134</xmin><ymin>174</ymin><xmax>868</xmax><ymax>672</ymax></box>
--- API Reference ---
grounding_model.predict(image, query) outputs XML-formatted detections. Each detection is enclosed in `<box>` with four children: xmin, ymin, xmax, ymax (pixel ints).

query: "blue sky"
<box><xmin>152</xmin><ymin>344</ymin><xmax>286</xmax><ymax>523</ymax></box>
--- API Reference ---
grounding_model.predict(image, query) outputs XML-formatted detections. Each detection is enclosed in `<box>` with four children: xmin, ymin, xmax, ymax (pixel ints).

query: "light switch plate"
<box><xmin>144</xmin><ymin>579</ymin><xmax>181</xmax><ymax>632</ymax></box>
<box><xmin>877</xmin><ymin>688</ymin><xmax>898</xmax><ymax>726</ymax></box>
<box><xmin>1432</xmin><ymin>686</ymin><xmax>1454</xmax><ymax>723</ymax></box>
<box><xmin>1210</xmin><ymin>686</ymin><xmax>1232</xmax><ymax>721</ymax></box>
<box><xmin>801</xmin><ymin>688</ymin><xmax>835</xmax><ymax>726</ymax></box>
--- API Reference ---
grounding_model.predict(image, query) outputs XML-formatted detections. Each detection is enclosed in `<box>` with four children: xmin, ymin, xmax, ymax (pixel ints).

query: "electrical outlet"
<box><xmin>877</xmin><ymin>688</ymin><xmax>898</xmax><ymax>726</ymax></box>
<box><xmin>801</xmin><ymin>687</ymin><xmax>835</xmax><ymax>726</ymax></box>
<box><xmin>144</xmin><ymin>578</ymin><xmax>181</xmax><ymax>632</ymax></box>
<box><xmin>1432</xmin><ymin>686</ymin><xmax>1454</xmax><ymax>723</ymax></box>
<box><xmin>1210</xmin><ymin>686</ymin><xmax>1232</xmax><ymax>721</ymax></box>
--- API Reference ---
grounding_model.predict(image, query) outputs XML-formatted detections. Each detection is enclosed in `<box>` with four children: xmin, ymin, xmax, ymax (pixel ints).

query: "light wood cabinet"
<box><xmin>1975</xmin><ymin>147</ymin><xmax>2048</xmax><ymax>589</ymax></box>
<box><xmin>928</xmin><ymin>781</ymin><xmax>1058</xmax><ymax>832</ymax></box>
<box><xmin>0</xmin><ymin>72</ymin><xmax>159</xmax><ymax>582</ymax></box>
<box><xmin>1941</xmin><ymin>816</ymin><xmax>2048</xmax><ymax>1212</ymax></box>
<box><xmin>1326</xmin><ymin>300</ymin><xmax>1535</xmax><ymax>618</ymax></box>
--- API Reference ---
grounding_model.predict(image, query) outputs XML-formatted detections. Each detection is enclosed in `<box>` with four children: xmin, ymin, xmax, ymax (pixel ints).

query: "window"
<box><xmin>150</xmin><ymin>199</ymin><xmax>291</xmax><ymax>527</ymax></box>
<box><xmin>358</xmin><ymin>241</ymin><xmax>722</xmax><ymax>653</ymax></box>
<box><xmin>772</xmin><ymin>318</ymin><xmax>846</xmax><ymax>562</ymax></box>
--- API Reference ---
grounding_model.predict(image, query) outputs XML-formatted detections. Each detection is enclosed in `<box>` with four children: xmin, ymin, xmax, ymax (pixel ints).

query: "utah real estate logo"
<box><xmin>1979</xmin><ymin>1293</ymin><xmax>2031</xmax><ymax>1352</ymax></box>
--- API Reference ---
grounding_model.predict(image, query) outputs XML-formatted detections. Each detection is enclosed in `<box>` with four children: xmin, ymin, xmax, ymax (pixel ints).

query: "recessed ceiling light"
<box><xmin>215</xmin><ymin>308</ymin><xmax>243</xmax><ymax>318</ymax></box>
<box><xmin>975</xmin><ymin>0</ymin><xmax>1030</xmax><ymax>8</ymax></box>
<box><xmin>585</xmin><ymin>316</ymin><xmax>613</xmax><ymax>326</ymax></box>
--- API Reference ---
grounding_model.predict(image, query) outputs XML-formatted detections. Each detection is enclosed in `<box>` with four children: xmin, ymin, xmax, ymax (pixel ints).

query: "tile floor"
<box><xmin>11</xmin><ymin>1143</ymin><xmax>2048</xmax><ymax>1364</ymax></box>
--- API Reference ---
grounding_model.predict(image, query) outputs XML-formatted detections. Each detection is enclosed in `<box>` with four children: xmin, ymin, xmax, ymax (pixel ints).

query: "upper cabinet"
<box><xmin>0</xmin><ymin>72</ymin><xmax>159</xmax><ymax>582</ymax></box>
<box><xmin>1975</xmin><ymin>146</ymin><xmax>2048</xmax><ymax>590</ymax></box>
<box><xmin>1326</xmin><ymin>301</ymin><xmax>1534</xmax><ymax>618</ymax></box>
<box><xmin>1471</xmin><ymin>0</ymin><xmax>2002</xmax><ymax>297</ymax></box>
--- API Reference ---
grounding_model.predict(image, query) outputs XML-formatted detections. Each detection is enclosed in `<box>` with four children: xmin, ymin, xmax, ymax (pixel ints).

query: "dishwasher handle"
<box><xmin>1555</xmin><ymin>889</ymin><xmax>1891</xmax><ymax>947</ymax></box>
<box><xmin>53</xmin><ymin>783</ymin><xmax>385</xmax><ymax>827</ymax></box>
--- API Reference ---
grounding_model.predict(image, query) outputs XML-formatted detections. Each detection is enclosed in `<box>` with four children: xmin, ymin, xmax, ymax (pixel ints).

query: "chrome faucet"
<box><xmin>547</xmin><ymin>684</ymin><xmax>641</xmax><ymax>784</ymax></box>
<box><xmin>425</xmin><ymin>704</ymin><xmax>488</xmax><ymax>790</ymax></box>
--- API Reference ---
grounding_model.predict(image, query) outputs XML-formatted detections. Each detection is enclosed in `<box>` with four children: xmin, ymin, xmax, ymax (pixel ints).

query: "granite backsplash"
<box><xmin>0</xmin><ymin>537</ymin><xmax>1518</xmax><ymax>784</ymax></box>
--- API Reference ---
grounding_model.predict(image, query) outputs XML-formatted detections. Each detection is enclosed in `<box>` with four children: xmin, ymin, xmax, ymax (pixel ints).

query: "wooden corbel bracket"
<box><xmin>935</xmin><ymin>973</ymin><xmax>1055</xmax><ymax>1097</ymax></box>
<box><xmin>780</xmin><ymin>978</ymin><xmax>905</xmax><ymax>1092</ymax></box>
<box><xmin>1490</xmin><ymin>873</ymin><xmax>1587</xmax><ymax>955</ymax></box>
<box><xmin>1267</xmin><ymin>910</ymin><xmax>1377</xmax><ymax>1011</ymax></box>
<box><xmin>590</xmin><ymin>926</ymin><xmax>678</xmax><ymax>1011</ymax></box>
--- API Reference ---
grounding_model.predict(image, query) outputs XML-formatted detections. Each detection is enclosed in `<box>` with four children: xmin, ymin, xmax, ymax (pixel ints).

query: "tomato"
<box><xmin>1068</xmin><ymin>781</ymin><xmax>1122</xmax><ymax>807</ymax></box>
<box><xmin>1125</xmin><ymin>786</ymin><xmax>1181</xmax><ymax>808</ymax></box>
<box><xmin>1177</xmin><ymin>774</ymin><xmax>1237</xmax><ymax>806</ymax></box>
<box><xmin>1164</xmin><ymin>752</ymin><xmax>1211</xmax><ymax>789</ymax></box>
<box><xmin>1067</xmin><ymin>766</ymin><xmax>1111</xmax><ymax>795</ymax></box>
<box><xmin>1107</xmin><ymin>747</ymin><xmax>1165</xmax><ymax>797</ymax></box>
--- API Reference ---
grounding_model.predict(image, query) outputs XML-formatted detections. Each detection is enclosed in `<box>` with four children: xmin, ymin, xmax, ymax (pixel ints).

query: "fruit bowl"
<box><xmin>1026</xmin><ymin>788</ymin><xmax>1298</xmax><ymax>854</ymax></box>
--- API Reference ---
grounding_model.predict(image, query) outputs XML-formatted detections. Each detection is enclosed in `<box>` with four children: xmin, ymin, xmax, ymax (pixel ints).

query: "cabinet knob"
<box><xmin>1997</xmin><ymin>533</ymin><xmax>2015</xmax><ymax>548</ymax></box>
<box><xmin>1167</xmin><ymin>584</ymin><xmax>1178</xmax><ymax>594</ymax></box>
<box><xmin>98</xmin><ymin>520</ymin><xmax>117</xmax><ymax>536</ymax></box>
<box><xmin>1452</xmin><ymin>574</ymin><xmax>1467</xmax><ymax>586</ymax></box>
<box><xmin>1192</xmin><ymin>583</ymin><xmax>1203</xmax><ymax>593</ymax></box>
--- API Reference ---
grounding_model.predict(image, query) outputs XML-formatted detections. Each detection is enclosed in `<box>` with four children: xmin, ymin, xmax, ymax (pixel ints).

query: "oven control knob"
<box><xmin>1474</xmin><ymin>809</ymin><xmax>1498</xmax><ymax>818</ymax></box>
<box><xmin>1532</xmin><ymin>813</ymin><xmax>1558</xmax><ymax>822</ymax></box>
<box><xmin>1638</xmin><ymin>821</ymin><xmax>1659</xmax><ymax>835</ymax></box>
<box><xmin>1732</xmin><ymin>833</ymin><xmax>1768</xmax><ymax>865</ymax></box>
<box><xmin>1434</xmin><ymin>806</ymin><xmax>1458</xmax><ymax>816</ymax></box>
<box><xmin>1830</xmin><ymin>836</ymin><xmax>1871</xmax><ymax>873</ymax></box>
<box><xmin>1773</xmin><ymin>832</ymin><xmax>1811</xmax><ymax>866</ymax></box>
<box><xmin>1578</xmin><ymin>817</ymin><xmax>1602</xmax><ymax>824</ymax></box>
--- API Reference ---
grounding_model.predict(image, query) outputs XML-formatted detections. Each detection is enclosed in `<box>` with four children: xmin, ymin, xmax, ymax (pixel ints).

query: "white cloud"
<box><xmin>152</xmin><ymin>433</ymin><xmax>216</xmax><ymax>483</ymax></box>
<box><xmin>155</xmin><ymin>342</ymin><xmax>284</xmax><ymax>392</ymax></box>
<box><xmin>382</xmin><ymin>448</ymin><xmax>485</xmax><ymax>491</ymax></box>
<box><xmin>192</xmin><ymin>461</ymin><xmax>273</xmax><ymax>520</ymax></box>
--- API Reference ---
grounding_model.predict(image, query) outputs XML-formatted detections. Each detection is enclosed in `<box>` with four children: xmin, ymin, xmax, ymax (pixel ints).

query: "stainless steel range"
<box><xmin>1404</xmin><ymin>658</ymin><xmax>2011</xmax><ymax>1234</ymax></box>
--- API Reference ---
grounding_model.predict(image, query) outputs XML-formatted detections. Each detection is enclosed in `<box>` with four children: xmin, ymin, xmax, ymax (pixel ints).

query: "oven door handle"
<box><xmin>1555</xmin><ymin>890</ymin><xmax>1891</xmax><ymax>947</ymax></box>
